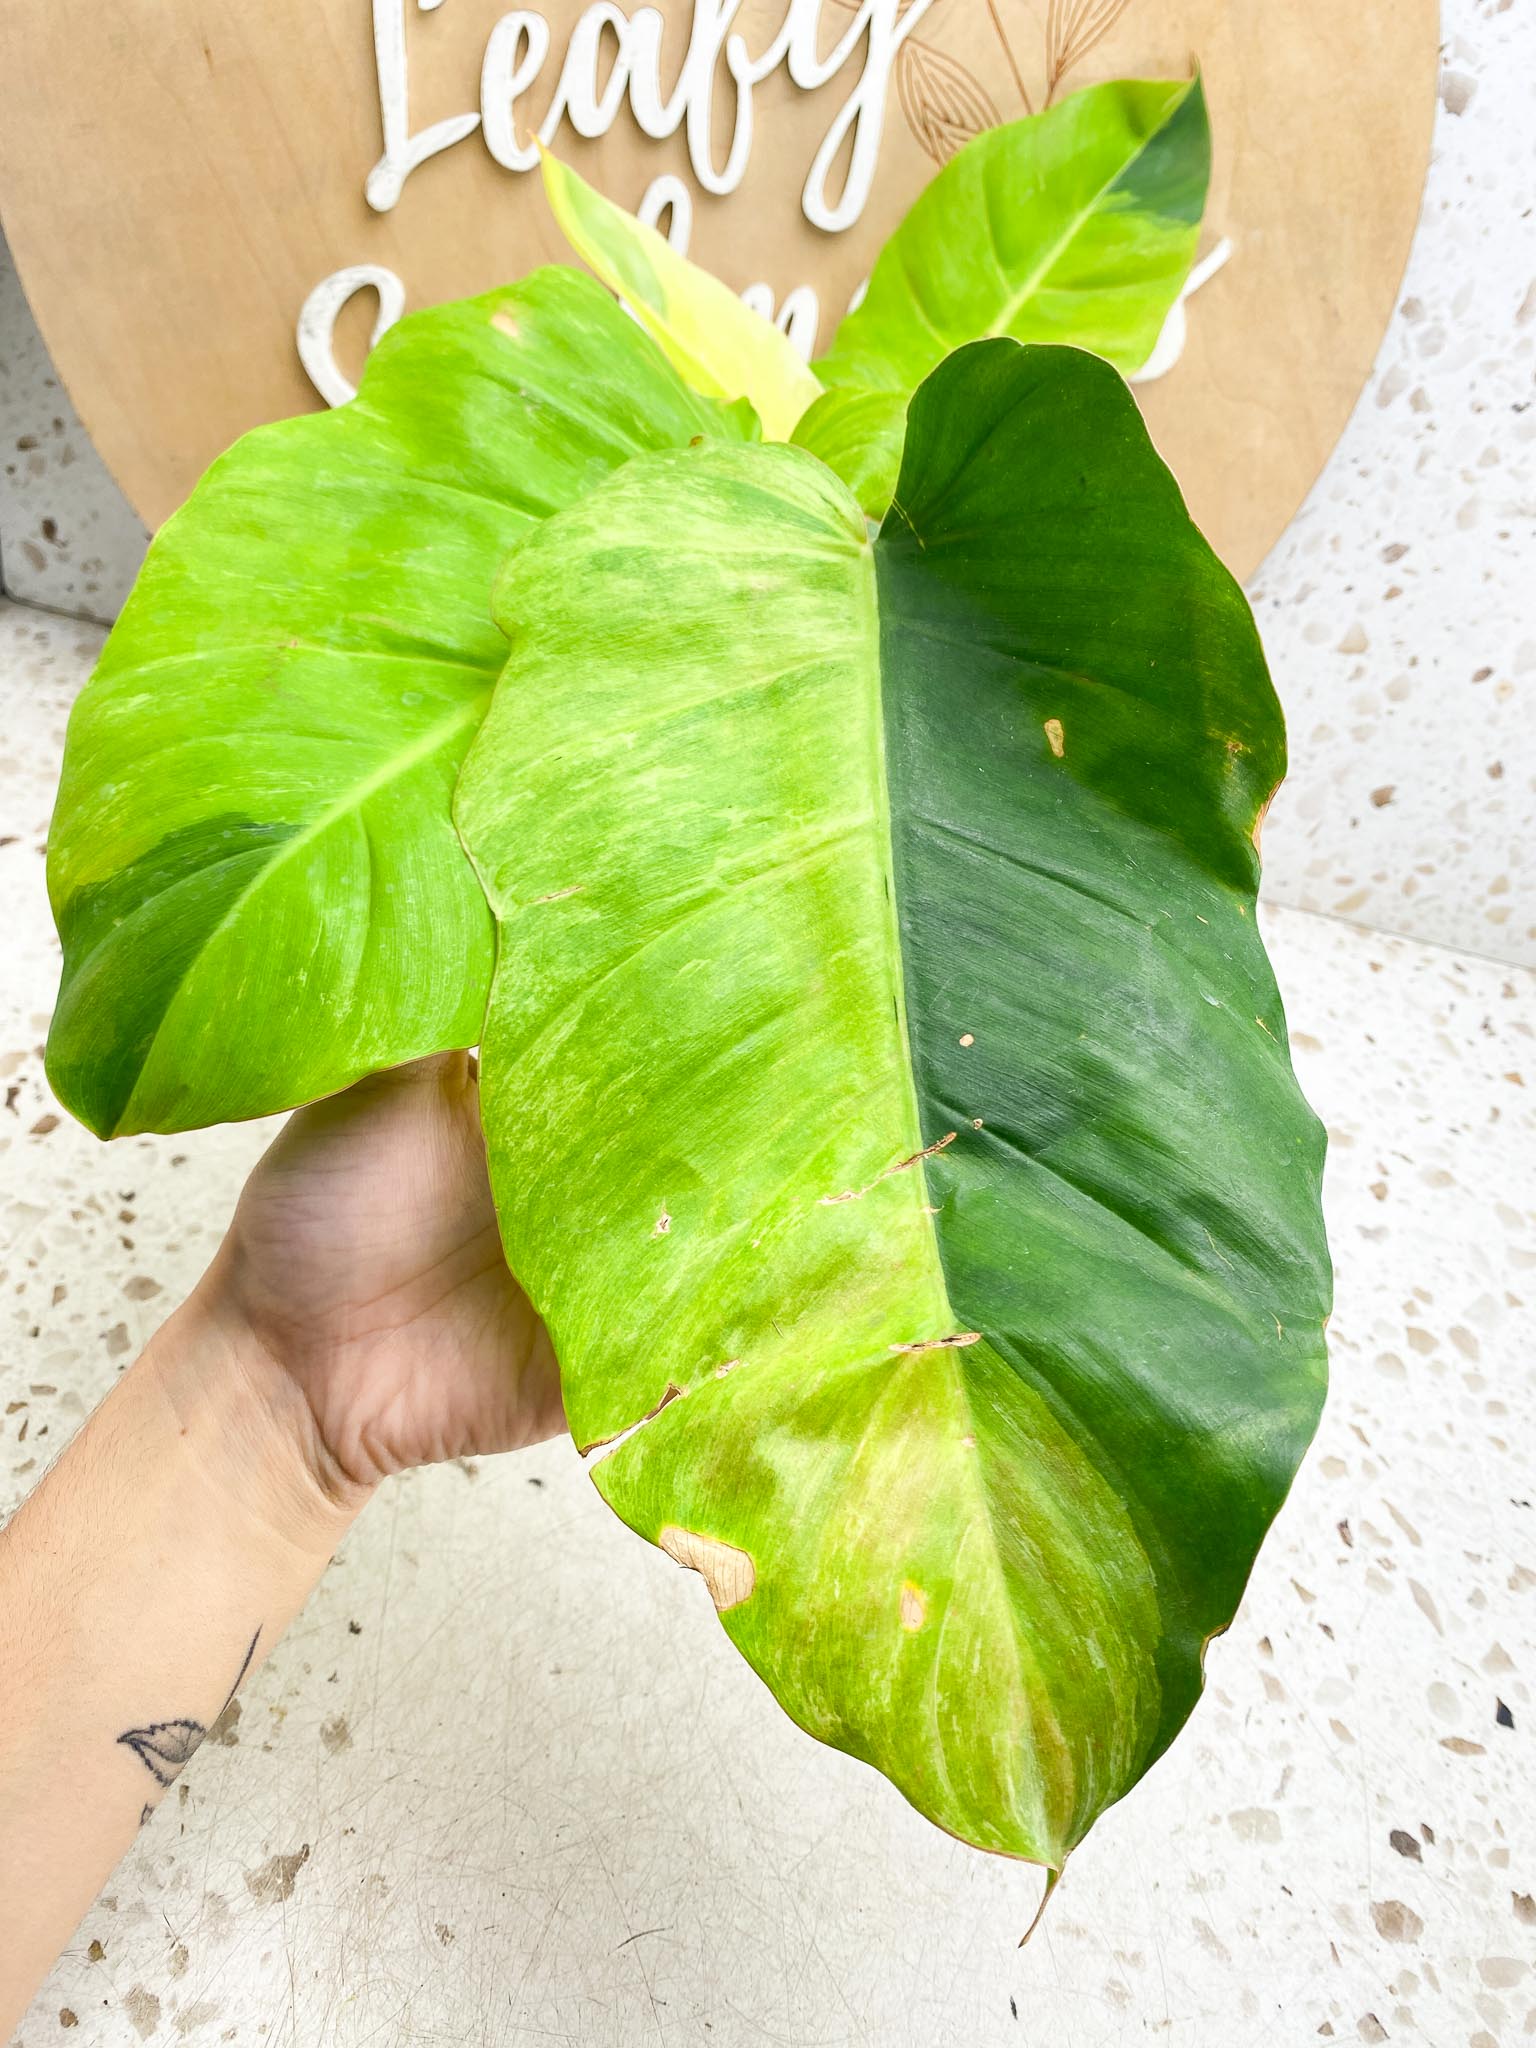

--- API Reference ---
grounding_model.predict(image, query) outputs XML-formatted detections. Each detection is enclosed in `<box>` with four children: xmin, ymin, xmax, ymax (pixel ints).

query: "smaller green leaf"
<box><xmin>790</xmin><ymin>387</ymin><xmax>906</xmax><ymax>522</ymax></box>
<box><xmin>817</xmin><ymin>76</ymin><xmax>1209</xmax><ymax>403</ymax></box>
<box><xmin>540</xmin><ymin>147</ymin><xmax>823</xmax><ymax>441</ymax></box>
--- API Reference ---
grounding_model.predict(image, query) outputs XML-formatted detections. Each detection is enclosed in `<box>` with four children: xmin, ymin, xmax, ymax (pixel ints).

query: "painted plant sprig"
<box><xmin>830</xmin><ymin>0</ymin><xmax>1146</xmax><ymax>165</ymax></box>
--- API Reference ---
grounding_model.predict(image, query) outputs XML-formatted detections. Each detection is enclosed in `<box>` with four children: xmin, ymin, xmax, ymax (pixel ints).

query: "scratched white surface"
<box><xmin>3</xmin><ymin>592</ymin><xmax>1534</xmax><ymax>2044</ymax></box>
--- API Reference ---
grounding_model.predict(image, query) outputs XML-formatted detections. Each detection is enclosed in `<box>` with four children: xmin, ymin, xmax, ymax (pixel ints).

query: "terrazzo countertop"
<box><xmin>0</xmin><ymin>243</ymin><xmax>145</xmax><ymax>626</ymax></box>
<box><xmin>3</xmin><ymin>596</ymin><xmax>1534</xmax><ymax>2044</ymax></box>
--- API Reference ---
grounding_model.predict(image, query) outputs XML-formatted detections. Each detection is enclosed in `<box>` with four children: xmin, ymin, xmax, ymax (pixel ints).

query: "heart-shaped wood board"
<box><xmin>0</xmin><ymin>0</ymin><xmax>1435</xmax><ymax>577</ymax></box>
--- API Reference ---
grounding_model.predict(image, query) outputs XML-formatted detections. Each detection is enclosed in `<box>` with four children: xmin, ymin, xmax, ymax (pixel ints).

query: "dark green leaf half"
<box><xmin>456</xmin><ymin>339</ymin><xmax>1330</xmax><ymax>1867</ymax></box>
<box><xmin>46</xmin><ymin>269</ymin><xmax>753</xmax><ymax>1138</ymax></box>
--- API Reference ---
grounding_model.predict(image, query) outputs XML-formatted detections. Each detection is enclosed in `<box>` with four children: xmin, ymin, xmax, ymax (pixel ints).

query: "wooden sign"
<box><xmin>0</xmin><ymin>0</ymin><xmax>1435</xmax><ymax>576</ymax></box>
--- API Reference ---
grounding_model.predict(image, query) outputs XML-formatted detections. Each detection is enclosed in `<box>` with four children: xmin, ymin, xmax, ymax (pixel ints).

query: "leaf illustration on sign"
<box><xmin>1046</xmin><ymin>0</ymin><xmax>1143</xmax><ymax>103</ymax></box>
<box><xmin>867</xmin><ymin>0</ymin><xmax>1148</xmax><ymax>159</ymax></box>
<box><xmin>897</xmin><ymin>37</ymin><xmax>1003</xmax><ymax>163</ymax></box>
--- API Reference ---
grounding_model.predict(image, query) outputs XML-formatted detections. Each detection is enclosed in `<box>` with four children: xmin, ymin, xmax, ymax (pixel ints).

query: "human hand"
<box><xmin>191</xmin><ymin>1051</ymin><xmax>565</xmax><ymax>1506</ymax></box>
<box><xmin>0</xmin><ymin>1053</ymin><xmax>562</xmax><ymax>2024</ymax></box>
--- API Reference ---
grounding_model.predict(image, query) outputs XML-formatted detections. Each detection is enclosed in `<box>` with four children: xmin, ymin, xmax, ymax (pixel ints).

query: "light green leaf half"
<box><xmin>540</xmin><ymin>148</ymin><xmax>823</xmax><ymax>441</ymax></box>
<box><xmin>806</xmin><ymin>77</ymin><xmax>1208</xmax><ymax>513</ymax></box>
<box><xmin>456</xmin><ymin>338</ymin><xmax>1330</xmax><ymax>1868</ymax></box>
<box><xmin>46</xmin><ymin>270</ymin><xmax>752</xmax><ymax>1138</ymax></box>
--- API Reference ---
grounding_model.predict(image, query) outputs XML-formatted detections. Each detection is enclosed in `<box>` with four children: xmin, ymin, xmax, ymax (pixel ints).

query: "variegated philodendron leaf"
<box><xmin>456</xmin><ymin>339</ymin><xmax>1330</xmax><ymax>1869</ymax></box>
<box><xmin>46</xmin><ymin>271</ymin><xmax>755</xmax><ymax>1137</ymax></box>
<box><xmin>540</xmin><ymin>148</ymin><xmax>822</xmax><ymax>441</ymax></box>
<box><xmin>797</xmin><ymin>76</ymin><xmax>1210</xmax><ymax>515</ymax></box>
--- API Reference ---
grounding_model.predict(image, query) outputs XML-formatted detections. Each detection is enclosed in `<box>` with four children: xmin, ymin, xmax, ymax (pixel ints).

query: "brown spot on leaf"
<box><xmin>657</xmin><ymin>1526</ymin><xmax>755</xmax><ymax>1610</ymax></box>
<box><xmin>652</xmin><ymin>1209</ymin><xmax>671</xmax><ymax>1237</ymax></box>
<box><xmin>1043</xmin><ymin>718</ymin><xmax>1065</xmax><ymax>758</ymax></box>
<box><xmin>899</xmin><ymin>1581</ymin><xmax>927</xmax><ymax>1631</ymax></box>
<box><xmin>580</xmin><ymin>1381</ymin><xmax>683</xmax><ymax>1455</ymax></box>
<box><xmin>490</xmin><ymin>311</ymin><xmax>521</xmax><ymax>340</ymax></box>
<box><xmin>1252</xmin><ymin>793</ymin><xmax>1275</xmax><ymax>855</ymax></box>
<box><xmin>820</xmin><ymin>1130</ymin><xmax>955</xmax><ymax>1205</ymax></box>
<box><xmin>890</xmin><ymin>1331</ymin><xmax>981</xmax><ymax>1353</ymax></box>
<box><xmin>959</xmin><ymin>1033</ymin><xmax>974</xmax><ymax>1047</ymax></box>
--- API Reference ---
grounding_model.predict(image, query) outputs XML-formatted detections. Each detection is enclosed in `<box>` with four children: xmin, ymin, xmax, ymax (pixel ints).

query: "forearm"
<box><xmin>0</xmin><ymin>1295</ymin><xmax>366</xmax><ymax>2036</ymax></box>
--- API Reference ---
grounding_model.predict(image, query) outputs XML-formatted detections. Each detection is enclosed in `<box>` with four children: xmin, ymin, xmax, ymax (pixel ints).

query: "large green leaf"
<box><xmin>457</xmin><ymin>339</ymin><xmax>1330</xmax><ymax>1867</ymax></box>
<box><xmin>46</xmin><ymin>269</ymin><xmax>753</xmax><ymax>1138</ymax></box>
<box><xmin>799</xmin><ymin>77</ymin><xmax>1208</xmax><ymax>514</ymax></box>
<box><xmin>541</xmin><ymin>149</ymin><xmax>822</xmax><ymax>441</ymax></box>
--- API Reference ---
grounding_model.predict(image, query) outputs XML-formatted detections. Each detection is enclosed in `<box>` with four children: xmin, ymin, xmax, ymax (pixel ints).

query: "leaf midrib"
<box><xmin>981</xmin><ymin>84</ymin><xmax>1185</xmax><ymax>342</ymax></box>
<box><xmin>863</xmin><ymin>517</ymin><xmax>1053</xmax><ymax>1845</ymax></box>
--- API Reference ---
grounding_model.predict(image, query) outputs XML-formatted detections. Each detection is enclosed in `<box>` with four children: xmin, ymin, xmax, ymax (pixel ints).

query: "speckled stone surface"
<box><xmin>1245</xmin><ymin>0</ymin><xmax>1536</xmax><ymax>968</ymax></box>
<box><xmin>4</xmin><ymin>591</ymin><xmax>1534</xmax><ymax>2043</ymax></box>
<box><xmin>0</xmin><ymin>234</ymin><xmax>145</xmax><ymax>625</ymax></box>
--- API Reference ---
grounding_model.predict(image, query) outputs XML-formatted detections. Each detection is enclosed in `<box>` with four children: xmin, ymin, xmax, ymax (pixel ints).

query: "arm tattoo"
<box><xmin>118</xmin><ymin>1626</ymin><xmax>261</xmax><ymax>1808</ymax></box>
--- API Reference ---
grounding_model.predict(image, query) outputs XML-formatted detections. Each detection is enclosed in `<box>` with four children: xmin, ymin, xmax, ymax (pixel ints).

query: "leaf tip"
<box><xmin>1018</xmin><ymin>1862</ymin><xmax>1066</xmax><ymax>1947</ymax></box>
